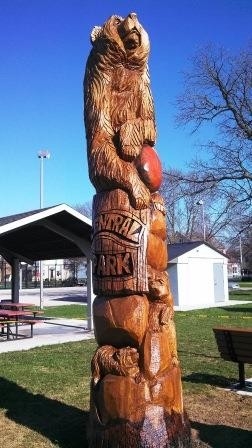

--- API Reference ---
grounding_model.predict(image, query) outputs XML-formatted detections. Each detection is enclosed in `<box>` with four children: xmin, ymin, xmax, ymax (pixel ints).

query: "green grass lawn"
<box><xmin>229</xmin><ymin>289</ymin><xmax>252</xmax><ymax>301</ymax></box>
<box><xmin>239</xmin><ymin>282</ymin><xmax>252</xmax><ymax>288</ymax></box>
<box><xmin>175</xmin><ymin>303</ymin><xmax>252</xmax><ymax>392</ymax></box>
<box><xmin>43</xmin><ymin>304</ymin><xmax>87</xmax><ymax>319</ymax></box>
<box><xmin>0</xmin><ymin>340</ymin><xmax>96</xmax><ymax>447</ymax></box>
<box><xmin>0</xmin><ymin>303</ymin><xmax>251</xmax><ymax>447</ymax></box>
<box><xmin>37</xmin><ymin>288</ymin><xmax>252</xmax><ymax>320</ymax></box>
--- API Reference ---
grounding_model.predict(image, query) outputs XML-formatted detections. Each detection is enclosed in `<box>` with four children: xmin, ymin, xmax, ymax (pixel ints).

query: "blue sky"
<box><xmin>0</xmin><ymin>0</ymin><xmax>251</xmax><ymax>217</ymax></box>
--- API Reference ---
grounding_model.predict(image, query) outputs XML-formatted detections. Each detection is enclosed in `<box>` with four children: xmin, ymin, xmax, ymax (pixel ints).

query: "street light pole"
<box><xmin>239</xmin><ymin>235</ymin><xmax>243</xmax><ymax>277</ymax></box>
<box><xmin>196</xmin><ymin>199</ymin><xmax>206</xmax><ymax>240</ymax></box>
<box><xmin>38</xmin><ymin>150</ymin><xmax>50</xmax><ymax>309</ymax></box>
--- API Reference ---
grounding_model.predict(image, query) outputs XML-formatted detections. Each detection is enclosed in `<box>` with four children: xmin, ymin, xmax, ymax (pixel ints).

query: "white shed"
<box><xmin>167</xmin><ymin>241</ymin><xmax>229</xmax><ymax>310</ymax></box>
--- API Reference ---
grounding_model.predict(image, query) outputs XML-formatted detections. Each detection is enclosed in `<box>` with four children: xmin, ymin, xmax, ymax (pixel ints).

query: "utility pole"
<box><xmin>239</xmin><ymin>235</ymin><xmax>243</xmax><ymax>278</ymax></box>
<box><xmin>38</xmin><ymin>150</ymin><xmax>50</xmax><ymax>309</ymax></box>
<box><xmin>196</xmin><ymin>199</ymin><xmax>206</xmax><ymax>240</ymax></box>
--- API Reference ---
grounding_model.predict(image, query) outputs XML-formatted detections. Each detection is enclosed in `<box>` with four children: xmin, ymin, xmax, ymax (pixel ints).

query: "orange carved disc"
<box><xmin>135</xmin><ymin>145</ymin><xmax>162</xmax><ymax>192</ymax></box>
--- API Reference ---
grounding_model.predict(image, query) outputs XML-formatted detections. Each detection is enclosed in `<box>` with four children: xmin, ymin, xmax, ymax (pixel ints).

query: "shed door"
<box><xmin>213</xmin><ymin>263</ymin><xmax>224</xmax><ymax>302</ymax></box>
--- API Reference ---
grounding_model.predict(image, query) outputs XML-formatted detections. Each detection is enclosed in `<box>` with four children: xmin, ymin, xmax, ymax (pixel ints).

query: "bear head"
<box><xmin>90</xmin><ymin>12</ymin><xmax>150</xmax><ymax>68</ymax></box>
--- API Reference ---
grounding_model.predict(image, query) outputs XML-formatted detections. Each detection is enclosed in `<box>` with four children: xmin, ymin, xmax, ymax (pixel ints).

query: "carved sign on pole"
<box><xmin>84</xmin><ymin>12</ymin><xmax>191</xmax><ymax>447</ymax></box>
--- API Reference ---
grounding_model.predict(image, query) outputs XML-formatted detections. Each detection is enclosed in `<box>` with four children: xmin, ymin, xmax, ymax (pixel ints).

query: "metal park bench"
<box><xmin>213</xmin><ymin>326</ymin><xmax>252</xmax><ymax>389</ymax></box>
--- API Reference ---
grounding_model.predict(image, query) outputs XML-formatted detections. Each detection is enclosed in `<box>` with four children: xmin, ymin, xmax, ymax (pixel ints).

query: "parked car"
<box><xmin>230</xmin><ymin>282</ymin><xmax>240</xmax><ymax>290</ymax></box>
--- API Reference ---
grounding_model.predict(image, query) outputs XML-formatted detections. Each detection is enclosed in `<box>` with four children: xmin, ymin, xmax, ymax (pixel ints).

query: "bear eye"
<box><xmin>114</xmin><ymin>16</ymin><xmax>121</xmax><ymax>25</ymax></box>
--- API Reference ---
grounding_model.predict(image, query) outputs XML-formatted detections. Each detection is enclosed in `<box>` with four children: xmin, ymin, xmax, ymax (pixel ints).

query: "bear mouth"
<box><xmin>122</xmin><ymin>30</ymin><xmax>141</xmax><ymax>50</ymax></box>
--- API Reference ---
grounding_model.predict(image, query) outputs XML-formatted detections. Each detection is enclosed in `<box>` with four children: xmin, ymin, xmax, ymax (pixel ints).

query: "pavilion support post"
<box><xmin>11</xmin><ymin>258</ymin><xmax>20</xmax><ymax>303</ymax></box>
<box><xmin>20</xmin><ymin>265</ymin><xmax>23</xmax><ymax>290</ymax></box>
<box><xmin>87</xmin><ymin>257</ymin><xmax>95</xmax><ymax>331</ymax></box>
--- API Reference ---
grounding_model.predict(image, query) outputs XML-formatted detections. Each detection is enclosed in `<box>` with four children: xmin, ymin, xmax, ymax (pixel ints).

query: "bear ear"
<box><xmin>90</xmin><ymin>26</ymin><xmax>102</xmax><ymax>44</ymax></box>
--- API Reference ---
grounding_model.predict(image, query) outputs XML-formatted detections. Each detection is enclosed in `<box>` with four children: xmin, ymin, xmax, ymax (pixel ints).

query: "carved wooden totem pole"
<box><xmin>84</xmin><ymin>12</ymin><xmax>191</xmax><ymax>447</ymax></box>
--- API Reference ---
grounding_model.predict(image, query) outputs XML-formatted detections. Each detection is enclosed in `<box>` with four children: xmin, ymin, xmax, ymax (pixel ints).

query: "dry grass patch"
<box><xmin>186</xmin><ymin>389</ymin><xmax>252</xmax><ymax>447</ymax></box>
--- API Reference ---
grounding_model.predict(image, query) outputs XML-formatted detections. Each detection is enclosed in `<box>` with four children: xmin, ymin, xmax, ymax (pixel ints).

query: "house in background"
<box><xmin>167</xmin><ymin>241</ymin><xmax>229</xmax><ymax>310</ymax></box>
<box><xmin>227</xmin><ymin>260</ymin><xmax>241</xmax><ymax>280</ymax></box>
<box><xmin>1</xmin><ymin>254</ymin><xmax>87</xmax><ymax>288</ymax></box>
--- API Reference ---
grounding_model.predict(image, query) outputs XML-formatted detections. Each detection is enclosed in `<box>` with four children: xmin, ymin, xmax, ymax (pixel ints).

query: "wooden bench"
<box><xmin>0</xmin><ymin>319</ymin><xmax>39</xmax><ymax>340</ymax></box>
<box><xmin>213</xmin><ymin>326</ymin><xmax>252</xmax><ymax>388</ymax></box>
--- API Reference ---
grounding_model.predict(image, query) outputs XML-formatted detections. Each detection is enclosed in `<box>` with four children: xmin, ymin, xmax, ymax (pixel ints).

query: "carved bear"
<box><xmin>84</xmin><ymin>13</ymin><xmax>157</xmax><ymax>209</ymax></box>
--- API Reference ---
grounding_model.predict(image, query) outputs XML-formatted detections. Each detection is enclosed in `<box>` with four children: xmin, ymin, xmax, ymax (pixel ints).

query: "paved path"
<box><xmin>0</xmin><ymin>285</ymin><xmax>87</xmax><ymax>307</ymax></box>
<box><xmin>0</xmin><ymin>318</ymin><xmax>94</xmax><ymax>353</ymax></box>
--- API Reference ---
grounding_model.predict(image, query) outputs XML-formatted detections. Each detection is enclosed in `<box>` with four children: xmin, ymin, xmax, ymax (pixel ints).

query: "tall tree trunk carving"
<box><xmin>84</xmin><ymin>12</ymin><xmax>191</xmax><ymax>447</ymax></box>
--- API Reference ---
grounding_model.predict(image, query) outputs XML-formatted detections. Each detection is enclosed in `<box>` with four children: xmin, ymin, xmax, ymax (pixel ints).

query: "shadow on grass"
<box><xmin>53</xmin><ymin>295</ymin><xmax>87</xmax><ymax>304</ymax></box>
<box><xmin>229</xmin><ymin>290</ymin><xmax>252</xmax><ymax>296</ymax></box>
<box><xmin>220</xmin><ymin>306</ymin><xmax>252</xmax><ymax>313</ymax></box>
<box><xmin>191</xmin><ymin>420</ymin><xmax>252</xmax><ymax>448</ymax></box>
<box><xmin>0</xmin><ymin>377</ymin><xmax>89</xmax><ymax>447</ymax></box>
<box><xmin>183</xmin><ymin>372</ymin><xmax>236</xmax><ymax>387</ymax></box>
<box><xmin>1</xmin><ymin>376</ymin><xmax>251</xmax><ymax>448</ymax></box>
<box><xmin>178</xmin><ymin>350</ymin><xmax>220</xmax><ymax>360</ymax></box>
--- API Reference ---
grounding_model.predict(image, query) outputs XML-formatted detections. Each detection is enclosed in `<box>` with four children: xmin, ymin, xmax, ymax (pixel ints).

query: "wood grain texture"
<box><xmin>84</xmin><ymin>12</ymin><xmax>191</xmax><ymax>447</ymax></box>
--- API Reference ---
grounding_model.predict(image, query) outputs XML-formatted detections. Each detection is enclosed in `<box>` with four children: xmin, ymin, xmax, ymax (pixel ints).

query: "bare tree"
<box><xmin>174</xmin><ymin>43</ymin><xmax>252</xmax><ymax>233</ymax></box>
<box><xmin>226</xmin><ymin>225</ymin><xmax>252</xmax><ymax>277</ymax></box>
<box><xmin>73</xmin><ymin>201</ymin><xmax>92</xmax><ymax>219</ymax></box>
<box><xmin>162</xmin><ymin>168</ymin><xmax>236</xmax><ymax>247</ymax></box>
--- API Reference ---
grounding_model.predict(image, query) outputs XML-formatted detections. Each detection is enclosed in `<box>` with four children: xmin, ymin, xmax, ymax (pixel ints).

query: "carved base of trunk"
<box><xmin>88</xmin><ymin>368</ymin><xmax>191</xmax><ymax>447</ymax></box>
<box><xmin>88</xmin><ymin>410</ymin><xmax>191</xmax><ymax>448</ymax></box>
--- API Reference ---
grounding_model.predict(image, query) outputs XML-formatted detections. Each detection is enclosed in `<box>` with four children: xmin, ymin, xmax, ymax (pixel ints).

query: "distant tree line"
<box><xmin>161</xmin><ymin>42</ymin><xmax>252</xmax><ymax>271</ymax></box>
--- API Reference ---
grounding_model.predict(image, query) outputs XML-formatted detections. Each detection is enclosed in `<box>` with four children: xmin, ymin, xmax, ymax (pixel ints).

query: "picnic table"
<box><xmin>0</xmin><ymin>309</ymin><xmax>39</xmax><ymax>340</ymax></box>
<box><xmin>0</xmin><ymin>302</ymin><xmax>35</xmax><ymax>310</ymax></box>
<box><xmin>0</xmin><ymin>302</ymin><xmax>44</xmax><ymax>318</ymax></box>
